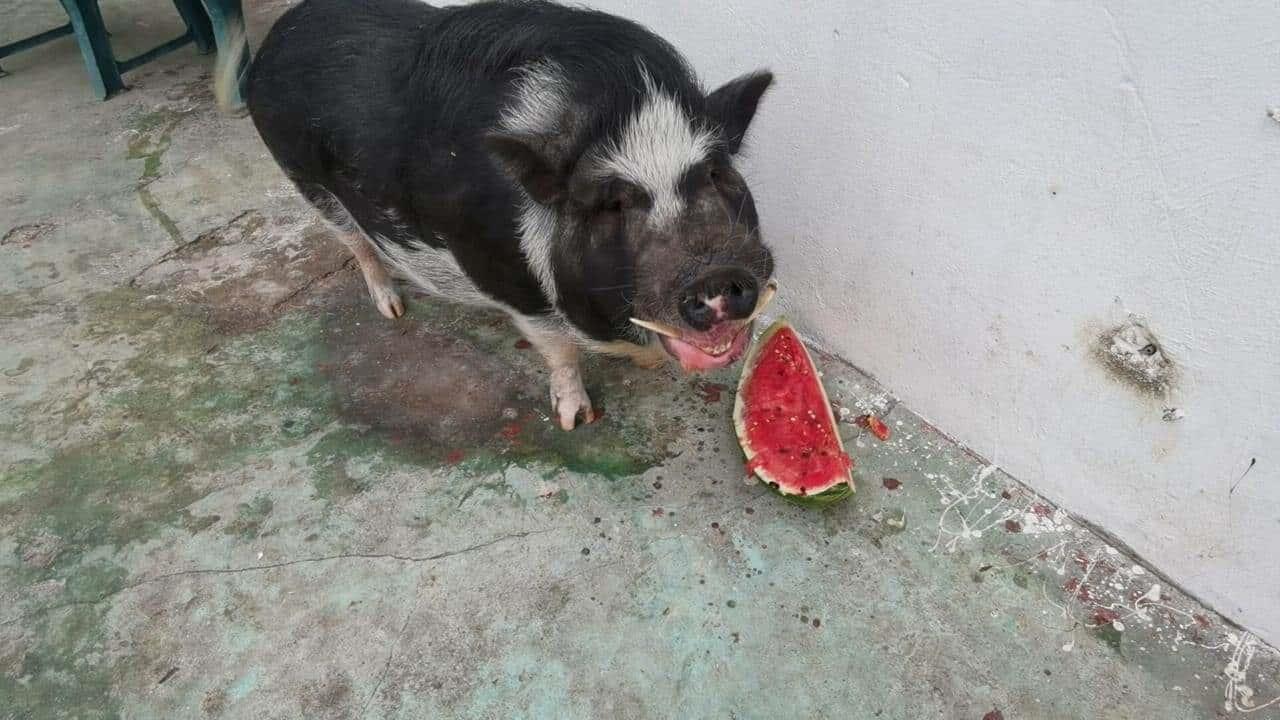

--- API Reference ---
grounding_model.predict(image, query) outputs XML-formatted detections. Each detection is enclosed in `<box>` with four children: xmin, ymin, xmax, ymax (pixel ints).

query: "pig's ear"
<box><xmin>485</xmin><ymin>132</ymin><xmax>566</xmax><ymax>205</ymax></box>
<box><xmin>706</xmin><ymin>71</ymin><xmax>773</xmax><ymax>154</ymax></box>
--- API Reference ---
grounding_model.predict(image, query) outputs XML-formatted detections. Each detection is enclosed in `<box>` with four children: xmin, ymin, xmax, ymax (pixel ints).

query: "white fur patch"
<box><xmin>517</xmin><ymin>195</ymin><xmax>560</xmax><ymax>307</ymax></box>
<box><xmin>599</xmin><ymin>71</ymin><xmax>715</xmax><ymax>227</ymax></box>
<box><xmin>311</xmin><ymin>188</ymin><xmax>361</xmax><ymax>236</ymax></box>
<box><xmin>500</xmin><ymin>60</ymin><xmax>571</xmax><ymax>135</ymax></box>
<box><xmin>377</xmin><ymin>235</ymin><xmax>501</xmax><ymax>310</ymax></box>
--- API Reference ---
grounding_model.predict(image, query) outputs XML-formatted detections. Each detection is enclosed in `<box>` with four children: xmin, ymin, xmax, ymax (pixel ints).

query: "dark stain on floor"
<box><xmin>311</xmin><ymin>279</ymin><xmax>688</xmax><ymax>478</ymax></box>
<box><xmin>130</xmin><ymin>210</ymin><xmax>352</xmax><ymax>335</ymax></box>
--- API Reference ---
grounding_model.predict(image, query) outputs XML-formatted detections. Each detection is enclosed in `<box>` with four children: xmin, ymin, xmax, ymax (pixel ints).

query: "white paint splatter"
<box><xmin>1223</xmin><ymin>632</ymin><xmax>1280</xmax><ymax>713</ymax></box>
<box><xmin>929</xmin><ymin>465</ymin><xmax>1020</xmax><ymax>553</ymax></box>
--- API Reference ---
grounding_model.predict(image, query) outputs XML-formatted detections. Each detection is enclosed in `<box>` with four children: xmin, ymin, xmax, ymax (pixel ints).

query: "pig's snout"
<box><xmin>678</xmin><ymin>267</ymin><xmax>759</xmax><ymax>331</ymax></box>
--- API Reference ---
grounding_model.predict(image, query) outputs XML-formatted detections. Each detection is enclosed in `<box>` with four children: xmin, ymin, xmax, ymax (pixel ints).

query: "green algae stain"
<box><xmin>306</xmin><ymin>427</ymin><xmax>393</xmax><ymax>503</ymax></box>
<box><xmin>465</xmin><ymin>424</ymin><xmax>669</xmax><ymax>482</ymax></box>
<box><xmin>0</xmin><ymin>292</ymin><xmax>339</xmax><ymax>713</ymax></box>
<box><xmin>1093</xmin><ymin>623</ymin><xmax>1124</xmax><ymax>655</ymax></box>
<box><xmin>127</xmin><ymin>106</ymin><xmax>191</xmax><ymax>182</ymax></box>
<box><xmin>1</xmin><ymin>291</ymin><xmax>322</xmax><ymax>567</ymax></box>
<box><xmin>0</xmin><ymin>281</ymin><xmax>689</xmax><ymax>711</ymax></box>
<box><xmin>225</xmin><ymin>493</ymin><xmax>276</xmax><ymax>540</ymax></box>
<box><xmin>524</xmin><ymin>422</ymin><xmax>669</xmax><ymax>479</ymax></box>
<box><xmin>0</xmin><ymin>290</ymin><xmax>49</xmax><ymax>320</ymax></box>
<box><xmin>3</xmin><ymin>438</ymin><xmax>203</xmax><ymax>562</ymax></box>
<box><xmin>126</xmin><ymin>105</ymin><xmax>196</xmax><ymax>245</ymax></box>
<box><xmin>0</xmin><ymin>563</ymin><xmax>128</xmax><ymax>720</ymax></box>
<box><xmin>180</xmin><ymin>508</ymin><xmax>221</xmax><ymax>534</ymax></box>
<box><xmin>61</xmin><ymin>558</ymin><xmax>130</xmax><ymax>607</ymax></box>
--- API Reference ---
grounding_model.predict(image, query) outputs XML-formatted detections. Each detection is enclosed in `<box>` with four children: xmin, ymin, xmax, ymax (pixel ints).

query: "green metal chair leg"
<box><xmin>57</xmin><ymin>0</ymin><xmax>125</xmax><ymax>99</ymax></box>
<box><xmin>171</xmin><ymin>0</ymin><xmax>215</xmax><ymax>54</ymax></box>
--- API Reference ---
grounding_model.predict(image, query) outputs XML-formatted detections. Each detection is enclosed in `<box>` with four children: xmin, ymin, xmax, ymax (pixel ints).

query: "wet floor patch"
<box><xmin>314</xmin><ymin>281</ymin><xmax>688</xmax><ymax>480</ymax></box>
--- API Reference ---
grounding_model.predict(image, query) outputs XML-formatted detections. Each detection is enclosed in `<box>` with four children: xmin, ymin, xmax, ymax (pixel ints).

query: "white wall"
<box><xmin>587</xmin><ymin>0</ymin><xmax>1280</xmax><ymax>643</ymax></box>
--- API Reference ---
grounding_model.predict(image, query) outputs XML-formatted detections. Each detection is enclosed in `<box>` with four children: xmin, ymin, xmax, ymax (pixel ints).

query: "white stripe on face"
<box><xmin>599</xmin><ymin>71</ymin><xmax>715</xmax><ymax>228</ymax></box>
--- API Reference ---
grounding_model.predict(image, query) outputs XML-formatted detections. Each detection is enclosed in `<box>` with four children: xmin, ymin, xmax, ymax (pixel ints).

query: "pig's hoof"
<box><xmin>550</xmin><ymin>366</ymin><xmax>595</xmax><ymax>431</ymax></box>
<box><xmin>369</xmin><ymin>284</ymin><xmax>404</xmax><ymax>319</ymax></box>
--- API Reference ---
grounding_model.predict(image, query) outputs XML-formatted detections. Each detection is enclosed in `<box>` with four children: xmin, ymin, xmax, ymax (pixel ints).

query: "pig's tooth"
<box><xmin>629</xmin><ymin>318</ymin><xmax>683</xmax><ymax>339</ymax></box>
<box><xmin>746</xmin><ymin>279</ymin><xmax>779</xmax><ymax>322</ymax></box>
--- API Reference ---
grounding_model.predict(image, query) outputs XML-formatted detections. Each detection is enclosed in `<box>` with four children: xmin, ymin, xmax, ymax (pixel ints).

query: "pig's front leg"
<box><xmin>513</xmin><ymin>317</ymin><xmax>596</xmax><ymax>431</ymax></box>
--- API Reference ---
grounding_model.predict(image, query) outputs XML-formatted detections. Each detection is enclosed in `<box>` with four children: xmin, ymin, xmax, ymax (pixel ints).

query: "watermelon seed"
<box><xmin>581</xmin><ymin>547</ymin><xmax>590</xmax><ymax>556</ymax></box>
<box><xmin>726</xmin><ymin>600</ymin><xmax>736</xmax><ymax>608</ymax></box>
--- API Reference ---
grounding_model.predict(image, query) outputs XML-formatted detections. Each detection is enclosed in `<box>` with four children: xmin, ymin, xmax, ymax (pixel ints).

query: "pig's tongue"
<box><xmin>660</xmin><ymin>324</ymin><xmax>751</xmax><ymax>371</ymax></box>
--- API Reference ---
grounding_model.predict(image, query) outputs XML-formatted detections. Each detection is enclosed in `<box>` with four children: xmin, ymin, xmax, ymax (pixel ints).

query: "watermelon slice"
<box><xmin>733</xmin><ymin>318</ymin><xmax>854</xmax><ymax>505</ymax></box>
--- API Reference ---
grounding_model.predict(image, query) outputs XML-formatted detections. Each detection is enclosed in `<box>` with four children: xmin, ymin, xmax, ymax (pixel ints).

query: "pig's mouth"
<box><xmin>657</xmin><ymin>323</ymin><xmax>753</xmax><ymax>371</ymax></box>
<box><xmin>630</xmin><ymin>279</ymin><xmax>778</xmax><ymax>373</ymax></box>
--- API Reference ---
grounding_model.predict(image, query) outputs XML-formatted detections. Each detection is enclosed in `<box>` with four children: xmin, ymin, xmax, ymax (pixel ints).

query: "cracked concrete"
<box><xmin>3</xmin><ymin>0</ymin><xmax>1280</xmax><ymax>718</ymax></box>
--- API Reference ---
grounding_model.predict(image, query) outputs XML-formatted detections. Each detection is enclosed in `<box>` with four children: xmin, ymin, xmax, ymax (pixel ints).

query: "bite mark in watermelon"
<box><xmin>734</xmin><ymin>319</ymin><xmax>854</xmax><ymax>505</ymax></box>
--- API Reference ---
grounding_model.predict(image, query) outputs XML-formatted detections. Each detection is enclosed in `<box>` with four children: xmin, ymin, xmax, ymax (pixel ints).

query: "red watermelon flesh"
<box><xmin>734</xmin><ymin>319</ymin><xmax>854</xmax><ymax>503</ymax></box>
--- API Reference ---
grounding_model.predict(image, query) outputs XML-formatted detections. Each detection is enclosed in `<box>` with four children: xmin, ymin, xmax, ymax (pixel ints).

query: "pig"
<box><xmin>216</xmin><ymin>0</ymin><xmax>776</xmax><ymax>430</ymax></box>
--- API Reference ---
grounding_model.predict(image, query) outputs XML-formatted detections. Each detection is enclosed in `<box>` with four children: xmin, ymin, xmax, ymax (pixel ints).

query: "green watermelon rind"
<box><xmin>733</xmin><ymin>317</ymin><xmax>855</xmax><ymax>506</ymax></box>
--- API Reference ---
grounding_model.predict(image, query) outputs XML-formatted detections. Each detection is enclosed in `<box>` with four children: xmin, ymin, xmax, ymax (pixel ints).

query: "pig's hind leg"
<box><xmin>343</xmin><ymin>233</ymin><xmax>404</xmax><ymax>319</ymax></box>
<box><xmin>296</xmin><ymin>182</ymin><xmax>404</xmax><ymax>320</ymax></box>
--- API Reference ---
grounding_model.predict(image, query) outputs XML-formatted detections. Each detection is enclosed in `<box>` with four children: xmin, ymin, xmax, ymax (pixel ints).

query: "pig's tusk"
<box><xmin>629</xmin><ymin>317</ymin><xmax>683</xmax><ymax>339</ymax></box>
<box><xmin>633</xmin><ymin>280</ymin><xmax>778</xmax><ymax>336</ymax></box>
<box><xmin>746</xmin><ymin>279</ymin><xmax>779</xmax><ymax>322</ymax></box>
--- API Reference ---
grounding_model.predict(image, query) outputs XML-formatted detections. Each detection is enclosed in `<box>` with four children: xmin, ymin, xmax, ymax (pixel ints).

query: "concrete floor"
<box><xmin>3</xmin><ymin>2</ymin><xmax>1280</xmax><ymax>718</ymax></box>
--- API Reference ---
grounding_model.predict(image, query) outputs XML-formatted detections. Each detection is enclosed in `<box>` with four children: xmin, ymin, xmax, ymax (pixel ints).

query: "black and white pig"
<box><xmin>218</xmin><ymin>0</ymin><xmax>777</xmax><ymax>430</ymax></box>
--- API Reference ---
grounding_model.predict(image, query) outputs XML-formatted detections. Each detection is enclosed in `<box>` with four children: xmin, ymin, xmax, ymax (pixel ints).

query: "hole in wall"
<box><xmin>1092</xmin><ymin>318</ymin><xmax>1177</xmax><ymax>398</ymax></box>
